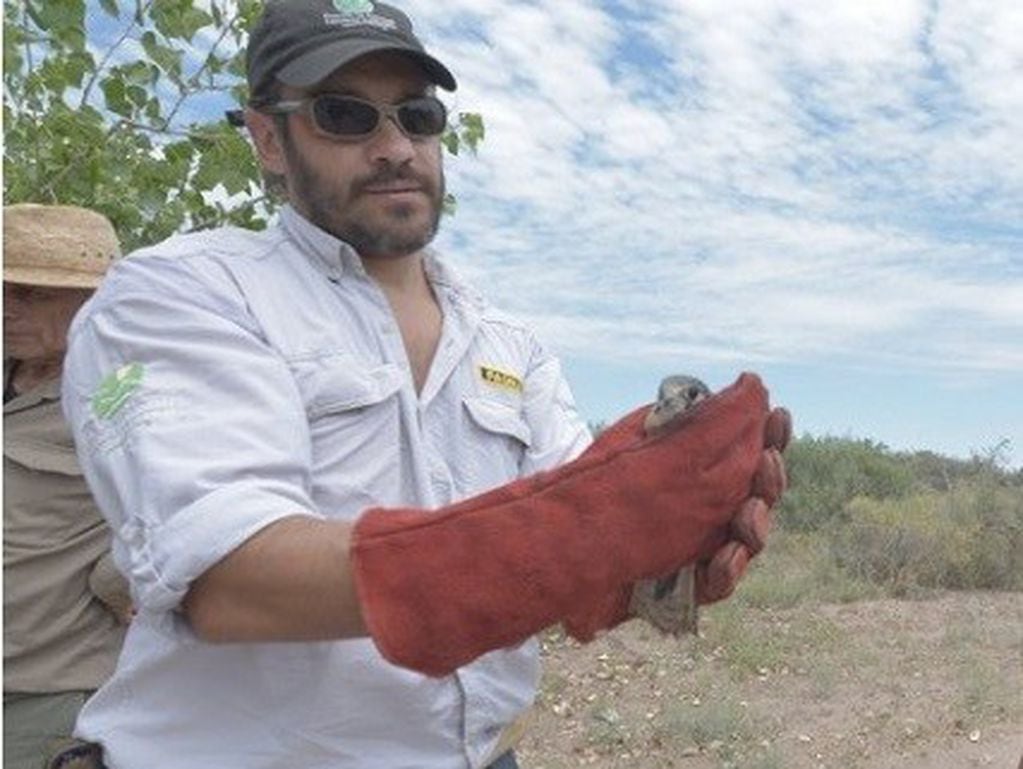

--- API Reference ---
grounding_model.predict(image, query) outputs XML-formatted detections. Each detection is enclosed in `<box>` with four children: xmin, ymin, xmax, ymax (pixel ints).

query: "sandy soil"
<box><xmin>517</xmin><ymin>592</ymin><xmax>1023</xmax><ymax>769</ymax></box>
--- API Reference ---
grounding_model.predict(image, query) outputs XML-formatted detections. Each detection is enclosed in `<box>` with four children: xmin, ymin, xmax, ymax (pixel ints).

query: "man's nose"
<box><xmin>366</xmin><ymin>114</ymin><xmax>416</xmax><ymax>166</ymax></box>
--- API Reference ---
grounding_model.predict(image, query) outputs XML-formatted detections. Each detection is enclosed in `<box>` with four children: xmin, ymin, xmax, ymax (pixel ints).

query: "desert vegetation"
<box><xmin>776</xmin><ymin>435</ymin><xmax>1022</xmax><ymax>597</ymax></box>
<box><xmin>521</xmin><ymin>434</ymin><xmax>1023</xmax><ymax>769</ymax></box>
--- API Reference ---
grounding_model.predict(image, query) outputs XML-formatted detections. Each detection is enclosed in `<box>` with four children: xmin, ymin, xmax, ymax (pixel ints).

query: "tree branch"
<box><xmin>161</xmin><ymin>11</ymin><xmax>241</xmax><ymax>129</ymax></box>
<box><xmin>109</xmin><ymin>118</ymin><xmax>238</xmax><ymax>146</ymax></box>
<box><xmin>80</xmin><ymin>0</ymin><xmax>156</xmax><ymax>110</ymax></box>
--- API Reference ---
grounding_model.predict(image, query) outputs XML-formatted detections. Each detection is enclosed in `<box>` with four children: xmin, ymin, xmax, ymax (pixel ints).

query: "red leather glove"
<box><xmin>562</xmin><ymin>397</ymin><xmax>791</xmax><ymax>641</ymax></box>
<box><xmin>351</xmin><ymin>373</ymin><xmax>784</xmax><ymax>676</ymax></box>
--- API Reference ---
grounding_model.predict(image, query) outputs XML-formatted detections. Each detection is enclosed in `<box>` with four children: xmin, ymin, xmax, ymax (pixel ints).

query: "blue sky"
<box><xmin>88</xmin><ymin>0</ymin><xmax>1022</xmax><ymax>466</ymax></box>
<box><xmin>401</xmin><ymin>0</ymin><xmax>1023</xmax><ymax>467</ymax></box>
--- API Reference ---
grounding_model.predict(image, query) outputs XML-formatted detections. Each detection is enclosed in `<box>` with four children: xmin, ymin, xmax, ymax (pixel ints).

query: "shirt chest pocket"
<box><xmin>290</xmin><ymin>353</ymin><xmax>405</xmax><ymax>421</ymax></box>
<box><xmin>288</xmin><ymin>353</ymin><xmax>403</xmax><ymax>499</ymax></box>
<box><xmin>459</xmin><ymin>396</ymin><xmax>532</xmax><ymax>490</ymax></box>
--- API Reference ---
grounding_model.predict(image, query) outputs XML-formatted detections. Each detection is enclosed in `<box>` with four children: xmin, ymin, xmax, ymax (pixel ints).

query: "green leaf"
<box><xmin>126</xmin><ymin>84</ymin><xmax>147</xmax><ymax>109</ymax></box>
<box><xmin>140</xmin><ymin>32</ymin><xmax>183</xmax><ymax>83</ymax></box>
<box><xmin>442</xmin><ymin>130</ymin><xmax>460</xmax><ymax>156</ymax></box>
<box><xmin>26</xmin><ymin>0</ymin><xmax>86</xmax><ymax>49</ymax></box>
<box><xmin>191</xmin><ymin>126</ymin><xmax>259</xmax><ymax>195</ymax></box>
<box><xmin>458</xmin><ymin>112</ymin><xmax>485</xmax><ymax>155</ymax></box>
<box><xmin>163</xmin><ymin>139</ymin><xmax>195</xmax><ymax>168</ymax></box>
<box><xmin>65</xmin><ymin>51</ymin><xmax>97</xmax><ymax>89</ymax></box>
<box><xmin>100</xmin><ymin>75</ymin><xmax>131</xmax><ymax>117</ymax></box>
<box><xmin>235</xmin><ymin>0</ymin><xmax>263</xmax><ymax>32</ymax></box>
<box><xmin>39</xmin><ymin>58</ymin><xmax>74</xmax><ymax>93</ymax></box>
<box><xmin>144</xmin><ymin>97</ymin><xmax>162</xmax><ymax>121</ymax></box>
<box><xmin>122</xmin><ymin>60</ymin><xmax>152</xmax><ymax>85</ymax></box>
<box><xmin>3</xmin><ymin>16</ymin><xmax>26</xmax><ymax>77</ymax></box>
<box><xmin>151</xmin><ymin>0</ymin><xmax>213</xmax><ymax>41</ymax></box>
<box><xmin>443</xmin><ymin>192</ymin><xmax>457</xmax><ymax>216</ymax></box>
<box><xmin>99</xmin><ymin>0</ymin><xmax>119</xmax><ymax>18</ymax></box>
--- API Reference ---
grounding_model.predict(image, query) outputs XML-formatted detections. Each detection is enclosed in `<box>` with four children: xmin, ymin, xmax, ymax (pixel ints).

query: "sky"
<box><xmin>398</xmin><ymin>0</ymin><xmax>1023</xmax><ymax>467</ymax></box>
<box><xmin>87</xmin><ymin>0</ymin><xmax>1022</xmax><ymax>467</ymax></box>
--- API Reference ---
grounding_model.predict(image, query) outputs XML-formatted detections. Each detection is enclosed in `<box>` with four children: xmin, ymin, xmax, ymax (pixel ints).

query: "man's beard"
<box><xmin>283</xmin><ymin>134</ymin><xmax>444</xmax><ymax>258</ymax></box>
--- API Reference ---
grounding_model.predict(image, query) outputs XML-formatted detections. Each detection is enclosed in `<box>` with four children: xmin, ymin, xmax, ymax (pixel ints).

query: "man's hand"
<box><xmin>631</xmin><ymin>375</ymin><xmax>713</xmax><ymax>635</ymax></box>
<box><xmin>632</xmin><ymin>375</ymin><xmax>791</xmax><ymax>635</ymax></box>
<box><xmin>562</xmin><ymin>376</ymin><xmax>791</xmax><ymax>642</ymax></box>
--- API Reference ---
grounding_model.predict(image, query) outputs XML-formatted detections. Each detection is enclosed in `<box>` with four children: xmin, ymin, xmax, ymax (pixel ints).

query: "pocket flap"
<box><xmin>290</xmin><ymin>355</ymin><xmax>404</xmax><ymax>418</ymax></box>
<box><xmin>463</xmin><ymin>397</ymin><xmax>532</xmax><ymax>447</ymax></box>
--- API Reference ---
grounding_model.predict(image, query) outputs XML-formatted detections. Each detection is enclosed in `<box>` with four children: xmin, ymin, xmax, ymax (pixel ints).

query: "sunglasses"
<box><xmin>256</xmin><ymin>94</ymin><xmax>448</xmax><ymax>141</ymax></box>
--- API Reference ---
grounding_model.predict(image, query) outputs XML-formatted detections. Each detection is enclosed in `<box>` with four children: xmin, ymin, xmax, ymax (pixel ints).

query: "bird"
<box><xmin>643</xmin><ymin>375</ymin><xmax>711</xmax><ymax>435</ymax></box>
<box><xmin>630</xmin><ymin>374</ymin><xmax>711</xmax><ymax>637</ymax></box>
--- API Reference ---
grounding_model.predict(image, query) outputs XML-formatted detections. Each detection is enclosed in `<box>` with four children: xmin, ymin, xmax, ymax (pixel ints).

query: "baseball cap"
<box><xmin>3</xmin><ymin>204</ymin><xmax>120</xmax><ymax>289</ymax></box>
<box><xmin>247</xmin><ymin>0</ymin><xmax>457</xmax><ymax>105</ymax></box>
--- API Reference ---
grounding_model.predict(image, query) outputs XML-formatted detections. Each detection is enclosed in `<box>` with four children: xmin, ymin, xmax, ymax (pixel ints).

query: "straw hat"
<box><xmin>4</xmin><ymin>203</ymin><xmax>121</xmax><ymax>289</ymax></box>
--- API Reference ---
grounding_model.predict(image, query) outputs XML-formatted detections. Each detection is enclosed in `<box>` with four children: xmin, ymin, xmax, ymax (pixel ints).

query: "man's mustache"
<box><xmin>352</xmin><ymin>166</ymin><xmax>434</xmax><ymax>195</ymax></box>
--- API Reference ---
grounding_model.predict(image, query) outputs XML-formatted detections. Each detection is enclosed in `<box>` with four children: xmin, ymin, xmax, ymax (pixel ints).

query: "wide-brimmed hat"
<box><xmin>3</xmin><ymin>204</ymin><xmax>121</xmax><ymax>289</ymax></box>
<box><xmin>247</xmin><ymin>0</ymin><xmax>456</xmax><ymax>106</ymax></box>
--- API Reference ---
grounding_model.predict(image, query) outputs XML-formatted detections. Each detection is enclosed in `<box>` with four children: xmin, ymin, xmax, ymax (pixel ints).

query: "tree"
<box><xmin>3</xmin><ymin>0</ymin><xmax>485</xmax><ymax>252</ymax></box>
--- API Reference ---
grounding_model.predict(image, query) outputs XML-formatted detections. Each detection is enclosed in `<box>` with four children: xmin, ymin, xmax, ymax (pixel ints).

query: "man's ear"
<box><xmin>245</xmin><ymin>108</ymin><xmax>288</xmax><ymax>176</ymax></box>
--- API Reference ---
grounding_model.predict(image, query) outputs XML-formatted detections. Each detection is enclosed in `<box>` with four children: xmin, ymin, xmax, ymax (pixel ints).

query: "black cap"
<box><xmin>247</xmin><ymin>0</ymin><xmax>457</xmax><ymax>105</ymax></box>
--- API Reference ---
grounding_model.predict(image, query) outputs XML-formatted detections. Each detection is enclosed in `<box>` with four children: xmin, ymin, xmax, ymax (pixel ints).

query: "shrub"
<box><xmin>778</xmin><ymin>436</ymin><xmax>915</xmax><ymax>532</ymax></box>
<box><xmin>737</xmin><ymin>531</ymin><xmax>880</xmax><ymax>607</ymax></box>
<box><xmin>831</xmin><ymin>481</ymin><xmax>1023</xmax><ymax>592</ymax></box>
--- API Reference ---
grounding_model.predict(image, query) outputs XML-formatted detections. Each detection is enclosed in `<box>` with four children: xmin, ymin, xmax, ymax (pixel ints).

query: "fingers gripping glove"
<box><xmin>562</xmin><ymin>390</ymin><xmax>791</xmax><ymax>641</ymax></box>
<box><xmin>350</xmin><ymin>373</ymin><xmax>774</xmax><ymax>677</ymax></box>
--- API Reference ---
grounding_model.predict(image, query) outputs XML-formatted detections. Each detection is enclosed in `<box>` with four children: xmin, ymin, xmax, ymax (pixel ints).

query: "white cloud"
<box><xmin>404</xmin><ymin>0</ymin><xmax>1022</xmax><ymax>387</ymax></box>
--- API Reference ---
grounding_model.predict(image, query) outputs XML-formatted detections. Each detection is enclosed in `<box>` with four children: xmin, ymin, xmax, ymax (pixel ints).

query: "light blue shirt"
<box><xmin>62</xmin><ymin>207</ymin><xmax>592</xmax><ymax>769</ymax></box>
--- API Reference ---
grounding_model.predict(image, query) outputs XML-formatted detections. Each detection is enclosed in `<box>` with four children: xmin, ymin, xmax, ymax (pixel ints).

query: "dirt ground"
<box><xmin>517</xmin><ymin>592</ymin><xmax>1023</xmax><ymax>769</ymax></box>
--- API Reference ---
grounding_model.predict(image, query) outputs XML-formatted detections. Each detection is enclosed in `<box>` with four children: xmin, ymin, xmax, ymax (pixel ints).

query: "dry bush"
<box><xmin>831</xmin><ymin>482</ymin><xmax>1023</xmax><ymax>592</ymax></box>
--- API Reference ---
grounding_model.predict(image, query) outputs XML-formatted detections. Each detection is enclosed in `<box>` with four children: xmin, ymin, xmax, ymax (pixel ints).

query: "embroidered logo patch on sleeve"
<box><xmin>92</xmin><ymin>363</ymin><xmax>145</xmax><ymax>419</ymax></box>
<box><xmin>479</xmin><ymin>365</ymin><xmax>523</xmax><ymax>393</ymax></box>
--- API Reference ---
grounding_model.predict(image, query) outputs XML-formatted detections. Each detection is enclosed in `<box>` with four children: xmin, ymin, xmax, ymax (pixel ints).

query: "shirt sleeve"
<box><xmin>519</xmin><ymin>339</ymin><xmax>593</xmax><ymax>476</ymax></box>
<box><xmin>62</xmin><ymin>254</ymin><xmax>321</xmax><ymax>617</ymax></box>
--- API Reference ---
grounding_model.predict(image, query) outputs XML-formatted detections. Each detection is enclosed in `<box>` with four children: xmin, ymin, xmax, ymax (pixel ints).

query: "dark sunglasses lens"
<box><xmin>397</xmin><ymin>98</ymin><xmax>447</xmax><ymax>136</ymax></box>
<box><xmin>313</xmin><ymin>97</ymin><xmax>379</xmax><ymax>136</ymax></box>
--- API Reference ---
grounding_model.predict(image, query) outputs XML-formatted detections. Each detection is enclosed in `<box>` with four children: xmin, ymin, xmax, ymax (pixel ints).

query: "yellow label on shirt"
<box><xmin>479</xmin><ymin>366</ymin><xmax>523</xmax><ymax>393</ymax></box>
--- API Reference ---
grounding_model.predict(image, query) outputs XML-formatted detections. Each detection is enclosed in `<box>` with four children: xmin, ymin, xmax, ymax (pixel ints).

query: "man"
<box><xmin>4</xmin><ymin>204</ymin><xmax>131</xmax><ymax>769</ymax></box>
<box><xmin>60</xmin><ymin>2</ymin><xmax>790</xmax><ymax>767</ymax></box>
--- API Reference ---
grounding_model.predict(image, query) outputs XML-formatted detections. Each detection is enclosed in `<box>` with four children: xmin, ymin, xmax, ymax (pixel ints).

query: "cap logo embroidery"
<box><xmin>332</xmin><ymin>0</ymin><xmax>374</xmax><ymax>13</ymax></box>
<box><xmin>323</xmin><ymin>0</ymin><xmax>398</xmax><ymax>31</ymax></box>
<box><xmin>92</xmin><ymin>362</ymin><xmax>145</xmax><ymax>419</ymax></box>
<box><xmin>479</xmin><ymin>366</ymin><xmax>523</xmax><ymax>394</ymax></box>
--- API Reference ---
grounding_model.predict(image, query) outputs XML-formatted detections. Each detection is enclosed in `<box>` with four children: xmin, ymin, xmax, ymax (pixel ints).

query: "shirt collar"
<box><xmin>3</xmin><ymin>370</ymin><xmax>61</xmax><ymax>414</ymax></box>
<box><xmin>279</xmin><ymin>205</ymin><xmax>366</xmax><ymax>281</ymax></box>
<box><xmin>278</xmin><ymin>205</ymin><xmax>487</xmax><ymax>317</ymax></box>
<box><xmin>423</xmin><ymin>251</ymin><xmax>485</xmax><ymax>316</ymax></box>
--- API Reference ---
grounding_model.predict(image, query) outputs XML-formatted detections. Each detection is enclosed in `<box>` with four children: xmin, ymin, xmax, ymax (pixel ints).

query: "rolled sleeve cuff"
<box><xmin>124</xmin><ymin>482</ymin><xmax>322</xmax><ymax>613</ymax></box>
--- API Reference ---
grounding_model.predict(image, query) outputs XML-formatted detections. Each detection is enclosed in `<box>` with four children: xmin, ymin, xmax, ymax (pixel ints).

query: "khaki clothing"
<box><xmin>3</xmin><ymin>373</ymin><xmax>127</xmax><ymax>694</ymax></box>
<box><xmin>3</xmin><ymin>690</ymin><xmax>92</xmax><ymax>769</ymax></box>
